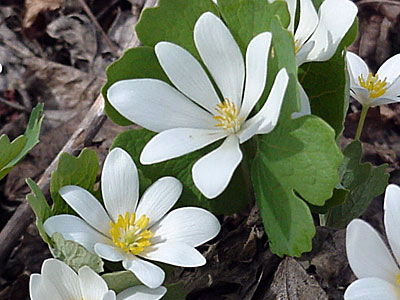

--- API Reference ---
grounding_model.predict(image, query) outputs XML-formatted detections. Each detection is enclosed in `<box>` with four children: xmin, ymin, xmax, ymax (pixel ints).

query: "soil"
<box><xmin>1</xmin><ymin>0</ymin><xmax>400</xmax><ymax>299</ymax></box>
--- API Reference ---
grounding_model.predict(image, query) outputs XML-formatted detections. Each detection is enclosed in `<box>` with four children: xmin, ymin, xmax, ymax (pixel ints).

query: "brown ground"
<box><xmin>1</xmin><ymin>0</ymin><xmax>400</xmax><ymax>299</ymax></box>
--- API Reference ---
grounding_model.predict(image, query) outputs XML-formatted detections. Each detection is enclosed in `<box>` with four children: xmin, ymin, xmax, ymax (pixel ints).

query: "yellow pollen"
<box><xmin>109</xmin><ymin>212</ymin><xmax>154</xmax><ymax>255</ymax></box>
<box><xmin>397</xmin><ymin>274</ymin><xmax>400</xmax><ymax>286</ymax></box>
<box><xmin>358</xmin><ymin>72</ymin><xmax>387</xmax><ymax>99</ymax></box>
<box><xmin>294</xmin><ymin>39</ymin><xmax>300</xmax><ymax>54</ymax></box>
<box><xmin>213</xmin><ymin>99</ymin><xmax>243</xmax><ymax>133</ymax></box>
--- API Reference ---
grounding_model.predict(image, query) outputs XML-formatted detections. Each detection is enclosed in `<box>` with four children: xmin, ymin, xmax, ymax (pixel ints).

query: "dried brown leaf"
<box><xmin>23</xmin><ymin>0</ymin><xmax>62</xmax><ymax>29</ymax></box>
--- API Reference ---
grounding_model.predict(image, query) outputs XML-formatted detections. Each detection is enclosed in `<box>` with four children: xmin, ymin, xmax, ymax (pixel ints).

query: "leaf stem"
<box><xmin>355</xmin><ymin>105</ymin><xmax>369</xmax><ymax>141</ymax></box>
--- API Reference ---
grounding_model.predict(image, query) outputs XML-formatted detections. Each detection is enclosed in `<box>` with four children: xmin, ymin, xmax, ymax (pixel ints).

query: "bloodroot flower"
<box><xmin>44</xmin><ymin>148</ymin><xmax>221</xmax><ymax>289</ymax></box>
<box><xmin>30</xmin><ymin>258</ymin><xmax>166</xmax><ymax>300</ymax></box>
<box><xmin>345</xmin><ymin>184</ymin><xmax>400</xmax><ymax>300</ymax></box>
<box><xmin>107</xmin><ymin>12</ymin><xmax>289</xmax><ymax>199</ymax></box>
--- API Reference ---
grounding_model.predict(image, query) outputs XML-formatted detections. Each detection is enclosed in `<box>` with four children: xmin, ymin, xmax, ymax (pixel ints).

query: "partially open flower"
<box><xmin>30</xmin><ymin>258</ymin><xmax>166</xmax><ymax>300</ymax></box>
<box><xmin>345</xmin><ymin>184</ymin><xmax>400</xmax><ymax>300</ymax></box>
<box><xmin>346</xmin><ymin>52</ymin><xmax>400</xmax><ymax>107</ymax></box>
<box><xmin>44</xmin><ymin>148</ymin><xmax>221</xmax><ymax>289</ymax></box>
<box><xmin>108</xmin><ymin>12</ymin><xmax>289</xmax><ymax>199</ymax></box>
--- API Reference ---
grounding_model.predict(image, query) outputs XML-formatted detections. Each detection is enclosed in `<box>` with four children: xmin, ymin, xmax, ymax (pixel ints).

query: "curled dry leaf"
<box><xmin>23</xmin><ymin>0</ymin><xmax>62</xmax><ymax>29</ymax></box>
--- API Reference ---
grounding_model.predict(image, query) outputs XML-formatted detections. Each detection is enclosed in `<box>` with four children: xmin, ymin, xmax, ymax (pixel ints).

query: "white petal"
<box><xmin>377</xmin><ymin>54</ymin><xmax>400</xmax><ymax>83</ymax></box>
<box><xmin>344</xmin><ymin>277</ymin><xmax>400</xmax><ymax>300</ymax></box>
<box><xmin>102</xmin><ymin>148</ymin><xmax>139</xmax><ymax>222</ymax></box>
<box><xmin>244</xmin><ymin>68</ymin><xmax>289</xmax><ymax>135</ymax></box>
<box><xmin>79</xmin><ymin>266</ymin><xmax>109</xmax><ymax>300</ymax></box>
<box><xmin>60</xmin><ymin>185</ymin><xmax>111</xmax><ymax>236</ymax></box>
<box><xmin>41</xmin><ymin>259</ymin><xmax>81</xmax><ymax>300</ymax></box>
<box><xmin>122</xmin><ymin>256</ymin><xmax>165</xmax><ymax>289</ymax></box>
<box><xmin>291</xmin><ymin>82</ymin><xmax>311</xmax><ymax>119</ymax></box>
<box><xmin>346</xmin><ymin>219</ymin><xmax>399</xmax><ymax>285</ymax></box>
<box><xmin>351</xmin><ymin>86</ymin><xmax>372</xmax><ymax>107</ymax></box>
<box><xmin>384</xmin><ymin>184</ymin><xmax>400</xmax><ymax>265</ymax></box>
<box><xmin>294</xmin><ymin>0</ymin><xmax>318</xmax><ymax>48</ymax></box>
<box><xmin>29</xmin><ymin>274</ymin><xmax>63</xmax><ymax>300</ymax></box>
<box><xmin>296</xmin><ymin>40</ymin><xmax>314</xmax><ymax>66</ymax></box>
<box><xmin>194</xmin><ymin>12</ymin><xmax>245</xmax><ymax>107</ymax></box>
<box><xmin>192</xmin><ymin>135</ymin><xmax>242</xmax><ymax>199</ymax></box>
<box><xmin>155</xmin><ymin>42</ymin><xmax>221</xmax><ymax>114</ymax></box>
<box><xmin>94</xmin><ymin>243</ymin><xmax>125</xmax><ymax>262</ymax></box>
<box><xmin>285</xmin><ymin>0</ymin><xmax>297</xmax><ymax>33</ymax></box>
<box><xmin>44</xmin><ymin>215</ymin><xmax>110</xmax><ymax>253</ymax></box>
<box><xmin>108</xmin><ymin>79</ymin><xmax>216</xmax><ymax>132</ymax></box>
<box><xmin>347</xmin><ymin>52</ymin><xmax>370</xmax><ymax>88</ymax></box>
<box><xmin>306</xmin><ymin>0</ymin><xmax>357</xmax><ymax>62</ymax></box>
<box><xmin>370</xmin><ymin>96</ymin><xmax>400</xmax><ymax>106</ymax></box>
<box><xmin>140</xmin><ymin>128</ymin><xmax>227</xmax><ymax>164</ymax></box>
<box><xmin>150</xmin><ymin>207</ymin><xmax>220</xmax><ymax>247</ymax></box>
<box><xmin>240</xmin><ymin>32</ymin><xmax>272</xmax><ymax>120</ymax></box>
<box><xmin>116</xmin><ymin>286</ymin><xmax>167</xmax><ymax>300</ymax></box>
<box><xmin>237</xmin><ymin>118</ymin><xmax>264</xmax><ymax>145</ymax></box>
<box><xmin>103</xmin><ymin>291</ymin><xmax>116</xmax><ymax>300</ymax></box>
<box><xmin>384</xmin><ymin>74</ymin><xmax>400</xmax><ymax>98</ymax></box>
<box><xmin>140</xmin><ymin>242</ymin><xmax>206</xmax><ymax>267</ymax></box>
<box><xmin>135</xmin><ymin>177</ymin><xmax>182</xmax><ymax>227</ymax></box>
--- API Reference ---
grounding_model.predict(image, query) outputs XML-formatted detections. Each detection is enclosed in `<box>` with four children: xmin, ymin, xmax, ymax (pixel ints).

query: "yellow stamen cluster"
<box><xmin>213</xmin><ymin>99</ymin><xmax>243</xmax><ymax>133</ymax></box>
<box><xmin>109</xmin><ymin>212</ymin><xmax>154</xmax><ymax>255</ymax></box>
<box><xmin>358</xmin><ymin>72</ymin><xmax>387</xmax><ymax>99</ymax></box>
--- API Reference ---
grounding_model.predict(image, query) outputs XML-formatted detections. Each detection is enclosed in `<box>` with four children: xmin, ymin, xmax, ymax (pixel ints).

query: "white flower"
<box><xmin>30</xmin><ymin>258</ymin><xmax>167</xmax><ymax>300</ymax></box>
<box><xmin>270</xmin><ymin>0</ymin><xmax>357</xmax><ymax>65</ymax></box>
<box><xmin>107</xmin><ymin>12</ymin><xmax>289</xmax><ymax>199</ymax></box>
<box><xmin>43</xmin><ymin>148</ymin><xmax>221</xmax><ymax>289</ymax></box>
<box><xmin>346</xmin><ymin>52</ymin><xmax>400</xmax><ymax>108</ymax></box>
<box><xmin>345</xmin><ymin>184</ymin><xmax>400</xmax><ymax>300</ymax></box>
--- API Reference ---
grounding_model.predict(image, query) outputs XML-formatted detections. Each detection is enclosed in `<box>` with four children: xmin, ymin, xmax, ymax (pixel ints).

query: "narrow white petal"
<box><xmin>103</xmin><ymin>290</ymin><xmax>116</xmax><ymax>300</ymax></box>
<box><xmin>59</xmin><ymin>185</ymin><xmax>111</xmax><ymax>236</ymax></box>
<box><xmin>377</xmin><ymin>54</ymin><xmax>400</xmax><ymax>83</ymax></box>
<box><xmin>192</xmin><ymin>135</ymin><xmax>242</xmax><ymax>199</ymax></box>
<box><xmin>116</xmin><ymin>286</ymin><xmax>167</xmax><ymax>300</ymax></box>
<box><xmin>122</xmin><ymin>256</ymin><xmax>165</xmax><ymax>289</ymax></box>
<box><xmin>140</xmin><ymin>242</ymin><xmax>206</xmax><ymax>267</ymax></box>
<box><xmin>194</xmin><ymin>12</ymin><xmax>245</xmax><ymax>107</ymax></box>
<box><xmin>283</xmin><ymin>0</ymin><xmax>297</xmax><ymax>33</ymax></box>
<box><xmin>237</xmin><ymin>118</ymin><xmax>264</xmax><ymax>145</ymax></box>
<box><xmin>296</xmin><ymin>40</ymin><xmax>314</xmax><ymax>66</ymax></box>
<box><xmin>384</xmin><ymin>184</ymin><xmax>400</xmax><ymax>265</ymax></box>
<box><xmin>94</xmin><ymin>243</ymin><xmax>124</xmax><ymax>262</ymax></box>
<box><xmin>346</xmin><ymin>219</ymin><xmax>399</xmax><ymax>285</ymax></box>
<box><xmin>344</xmin><ymin>277</ymin><xmax>400</xmax><ymax>300</ymax></box>
<box><xmin>346</xmin><ymin>52</ymin><xmax>370</xmax><ymax>88</ymax></box>
<box><xmin>135</xmin><ymin>177</ymin><xmax>182</xmax><ymax>227</ymax></box>
<box><xmin>79</xmin><ymin>266</ymin><xmax>108</xmax><ymax>300</ymax></box>
<box><xmin>155</xmin><ymin>42</ymin><xmax>221</xmax><ymax>114</ymax></box>
<box><xmin>41</xmin><ymin>259</ymin><xmax>81</xmax><ymax>300</ymax></box>
<box><xmin>291</xmin><ymin>82</ymin><xmax>311</xmax><ymax>119</ymax></box>
<box><xmin>244</xmin><ymin>68</ymin><xmax>289</xmax><ymax>135</ymax></box>
<box><xmin>140</xmin><ymin>128</ymin><xmax>227</xmax><ymax>164</ymax></box>
<box><xmin>371</xmin><ymin>97</ymin><xmax>400</xmax><ymax>106</ymax></box>
<box><xmin>240</xmin><ymin>32</ymin><xmax>272</xmax><ymax>120</ymax></box>
<box><xmin>30</xmin><ymin>274</ymin><xmax>63</xmax><ymax>300</ymax></box>
<box><xmin>294</xmin><ymin>0</ymin><xmax>318</xmax><ymax>47</ymax></box>
<box><xmin>384</xmin><ymin>74</ymin><xmax>400</xmax><ymax>98</ymax></box>
<box><xmin>108</xmin><ymin>79</ymin><xmax>216</xmax><ymax>132</ymax></box>
<box><xmin>102</xmin><ymin>148</ymin><xmax>139</xmax><ymax>222</ymax></box>
<box><xmin>351</xmin><ymin>87</ymin><xmax>372</xmax><ymax>107</ymax></box>
<box><xmin>150</xmin><ymin>207</ymin><xmax>220</xmax><ymax>247</ymax></box>
<box><xmin>44</xmin><ymin>215</ymin><xmax>111</xmax><ymax>252</ymax></box>
<box><xmin>306</xmin><ymin>0</ymin><xmax>357</xmax><ymax>62</ymax></box>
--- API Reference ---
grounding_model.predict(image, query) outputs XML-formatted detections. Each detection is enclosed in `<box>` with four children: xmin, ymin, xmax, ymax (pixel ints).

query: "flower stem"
<box><xmin>355</xmin><ymin>105</ymin><xmax>369</xmax><ymax>141</ymax></box>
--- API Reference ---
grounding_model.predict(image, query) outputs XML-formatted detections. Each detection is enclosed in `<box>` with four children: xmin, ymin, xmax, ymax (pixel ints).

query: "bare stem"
<box><xmin>355</xmin><ymin>105</ymin><xmax>369</xmax><ymax>141</ymax></box>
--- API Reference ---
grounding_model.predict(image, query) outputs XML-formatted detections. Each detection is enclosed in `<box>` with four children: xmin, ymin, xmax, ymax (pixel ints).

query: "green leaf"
<box><xmin>0</xmin><ymin>135</ymin><xmax>27</xmax><ymax>180</ymax></box>
<box><xmin>163</xmin><ymin>282</ymin><xmax>186</xmax><ymax>300</ymax></box>
<box><xmin>135</xmin><ymin>0</ymin><xmax>217</xmax><ymax>58</ymax></box>
<box><xmin>252</xmin><ymin>115</ymin><xmax>342</xmax><ymax>257</ymax></box>
<box><xmin>102</xmin><ymin>271</ymin><xmax>141</xmax><ymax>293</ymax></box>
<box><xmin>111</xmin><ymin>129</ymin><xmax>248</xmax><ymax>215</ymax></box>
<box><xmin>0</xmin><ymin>103</ymin><xmax>44</xmax><ymax>179</ymax></box>
<box><xmin>50</xmin><ymin>232</ymin><xmax>104</xmax><ymax>273</ymax></box>
<box><xmin>325</xmin><ymin>141</ymin><xmax>389</xmax><ymax>228</ymax></box>
<box><xmin>102</xmin><ymin>47</ymin><xmax>169</xmax><ymax>126</ymax></box>
<box><xmin>50</xmin><ymin>148</ymin><xmax>99</xmax><ymax>215</ymax></box>
<box><xmin>309</xmin><ymin>187</ymin><xmax>348</xmax><ymax>214</ymax></box>
<box><xmin>299</xmin><ymin>19</ymin><xmax>358</xmax><ymax>137</ymax></box>
<box><xmin>26</xmin><ymin>178</ymin><xmax>52</xmax><ymax>244</ymax></box>
<box><xmin>217</xmin><ymin>0</ymin><xmax>290</xmax><ymax>53</ymax></box>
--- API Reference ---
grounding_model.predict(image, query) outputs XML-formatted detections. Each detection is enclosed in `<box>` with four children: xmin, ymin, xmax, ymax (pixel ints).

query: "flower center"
<box><xmin>358</xmin><ymin>72</ymin><xmax>387</xmax><ymax>99</ymax></box>
<box><xmin>213</xmin><ymin>99</ymin><xmax>243</xmax><ymax>133</ymax></box>
<box><xmin>109</xmin><ymin>212</ymin><xmax>154</xmax><ymax>255</ymax></box>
